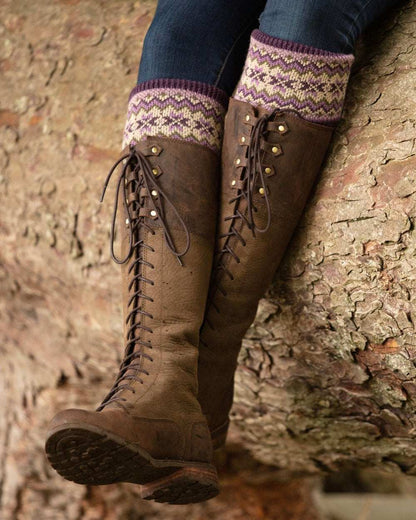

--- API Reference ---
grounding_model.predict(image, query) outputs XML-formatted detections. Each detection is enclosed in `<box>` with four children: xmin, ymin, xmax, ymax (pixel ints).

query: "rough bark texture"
<box><xmin>1</xmin><ymin>0</ymin><xmax>415</xmax><ymax>518</ymax></box>
<box><xmin>230</xmin><ymin>0</ymin><xmax>416</xmax><ymax>477</ymax></box>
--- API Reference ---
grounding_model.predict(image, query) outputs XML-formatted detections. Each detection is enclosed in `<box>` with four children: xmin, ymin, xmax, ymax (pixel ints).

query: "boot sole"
<box><xmin>45</xmin><ymin>422</ymin><xmax>219</xmax><ymax>504</ymax></box>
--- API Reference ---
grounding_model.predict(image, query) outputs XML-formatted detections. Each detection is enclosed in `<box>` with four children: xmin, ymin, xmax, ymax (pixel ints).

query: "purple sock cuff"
<box><xmin>252</xmin><ymin>29</ymin><xmax>354</xmax><ymax>61</ymax></box>
<box><xmin>130</xmin><ymin>79</ymin><xmax>229</xmax><ymax>109</ymax></box>
<box><xmin>123</xmin><ymin>79</ymin><xmax>227</xmax><ymax>153</ymax></box>
<box><xmin>235</xmin><ymin>29</ymin><xmax>354</xmax><ymax>123</ymax></box>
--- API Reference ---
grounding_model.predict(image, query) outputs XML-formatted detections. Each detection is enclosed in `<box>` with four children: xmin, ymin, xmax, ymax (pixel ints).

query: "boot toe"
<box><xmin>46</xmin><ymin>407</ymin><xmax>190</xmax><ymax>460</ymax></box>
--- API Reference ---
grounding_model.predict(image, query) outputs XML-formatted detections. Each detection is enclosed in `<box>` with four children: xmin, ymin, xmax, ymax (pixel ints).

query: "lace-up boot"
<box><xmin>198</xmin><ymin>97</ymin><xmax>334</xmax><ymax>448</ymax></box>
<box><xmin>45</xmin><ymin>136</ymin><xmax>221</xmax><ymax>504</ymax></box>
<box><xmin>198</xmin><ymin>28</ymin><xmax>353</xmax><ymax>449</ymax></box>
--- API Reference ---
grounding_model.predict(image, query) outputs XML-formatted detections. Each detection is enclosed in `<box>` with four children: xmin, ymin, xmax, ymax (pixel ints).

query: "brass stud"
<box><xmin>235</xmin><ymin>158</ymin><xmax>241</xmax><ymax>166</ymax></box>
<box><xmin>259</xmin><ymin>187</ymin><xmax>265</xmax><ymax>195</ymax></box>
<box><xmin>152</xmin><ymin>168</ymin><xmax>158</xmax><ymax>176</ymax></box>
<box><xmin>241</xmin><ymin>136</ymin><xmax>246</xmax><ymax>144</ymax></box>
<box><xmin>272</xmin><ymin>146</ymin><xmax>279</xmax><ymax>154</ymax></box>
<box><xmin>150</xmin><ymin>210</ymin><xmax>157</xmax><ymax>217</ymax></box>
<box><xmin>151</xmin><ymin>189</ymin><xmax>158</xmax><ymax>197</ymax></box>
<box><xmin>265</xmin><ymin>167</ymin><xmax>272</xmax><ymax>175</ymax></box>
<box><xmin>125</xmin><ymin>218</ymin><xmax>129</xmax><ymax>225</ymax></box>
<box><xmin>231</xmin><ymin>180</ymin><xmax>236</xmax><ymax>186</ymax></box>
<box><xmin>245</xmin><ymin>114</ymin><xmax>250</xmax><ymax>122</ymax></box>
<box><xmin>278</xmin><ymin>124</ymin><xmax>286</xmax><ymax>132</ymax></box>
<box><xmin>151</xmin><ymin>146</ymin><xmax>158</xmax><ymax>154</ymax></box>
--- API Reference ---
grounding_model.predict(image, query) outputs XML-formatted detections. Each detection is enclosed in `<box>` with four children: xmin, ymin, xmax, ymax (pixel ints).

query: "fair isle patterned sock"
<box><xmin>234</xmin><ymin>29</ymin><xmax>354</xmax><ymax>124</ymax></box>
<box><xmin>123</xmin><ymin>79</ymin><xmax>228</xmax><ymax>154</ymax></box>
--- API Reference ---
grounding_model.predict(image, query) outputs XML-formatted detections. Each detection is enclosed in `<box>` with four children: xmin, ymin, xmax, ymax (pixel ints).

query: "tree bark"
<box><xmin>230</xmin><ymin>0</ymin><xmax>416</xmax><ymax>477</ymax></box>
<box><xmin>1</xmin><ymin>0</ymin><xmax>415</xmax><ymax>518</ymax></box>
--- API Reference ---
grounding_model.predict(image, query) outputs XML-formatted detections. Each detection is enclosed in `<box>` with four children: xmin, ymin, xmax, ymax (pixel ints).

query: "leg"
<box><xmin>138</xmin><ymin>0</ymin><xmax>266</xmax><ymax>95</ymax></box>
<box><xmin>45</xmin><ymin>0</ymin><xmax>266</xmax><ymax>505</ymax></box>
<box><xmin>259</xmin><ymin>0</ymin><xmax>406</xmax><ymax>53</ymax></box>
<box><xmin>124</xmin><ymin>0</ymin><xmax>266</xmax><ymax>154</ymax></box>
<box><xmin>198</xmin><ymin>0</ymin><xmax>403</xmax><ymax>448</ymax></box>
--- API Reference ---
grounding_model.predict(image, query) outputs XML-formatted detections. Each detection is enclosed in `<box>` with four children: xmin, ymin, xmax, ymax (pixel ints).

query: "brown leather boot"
<box><xmin>45</xmin><ymin>137</ymin><xmax>220</xmax><ymax>504</ymax></box>
<box><xmin>198</xmin><ymin>98</ymin><xmax>334</xmax><ymax>449</ymax></box>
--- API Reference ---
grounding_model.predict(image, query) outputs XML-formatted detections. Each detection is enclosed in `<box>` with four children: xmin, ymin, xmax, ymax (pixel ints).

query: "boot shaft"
<box><xmin>199</xmin><ymin>98</ymin><xmax>334</xmax><ymax>438</ymax></box>
<box><xmin>99</xmin><ymin>137</ymin><xmax>220</xmax><ymax>419</ymax></box>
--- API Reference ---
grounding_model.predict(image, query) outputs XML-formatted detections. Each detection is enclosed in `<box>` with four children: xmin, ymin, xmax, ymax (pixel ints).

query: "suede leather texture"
<box><xmin>48</xmin><ymin>137</ymin><xmax>220</xmax><ymax>463</ymax></box>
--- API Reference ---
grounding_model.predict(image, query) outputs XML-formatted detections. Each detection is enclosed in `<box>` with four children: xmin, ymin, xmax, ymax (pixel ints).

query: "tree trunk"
<box><xmin>230</xmin><ymin>0</ymin><xmax>416</xmax><ymax>477</ymax></box>
<box><xmin>1</xmin><ymin>0</ymin><xmax>415</xmax><ymax>518</ymax></box>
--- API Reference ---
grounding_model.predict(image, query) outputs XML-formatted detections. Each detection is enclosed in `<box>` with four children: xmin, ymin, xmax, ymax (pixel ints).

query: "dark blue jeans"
<box><xmin>138</xmin><ymin>0</ymin><xmax>404</xmax><ymax>96</ymax></box>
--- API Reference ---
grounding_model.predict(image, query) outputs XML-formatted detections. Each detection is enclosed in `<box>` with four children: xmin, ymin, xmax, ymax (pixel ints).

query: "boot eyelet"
<box><xmin>235</xmin><ymin>158</ymin><xmax>241</xmax><ymax>166</ymax></box>
<box><xmin>240</xmin><ymin>136</ymin><xmax>246</xmax><ymax>144</ymax></box>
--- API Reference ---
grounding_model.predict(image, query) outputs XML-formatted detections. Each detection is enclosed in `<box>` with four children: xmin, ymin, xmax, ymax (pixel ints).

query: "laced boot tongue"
<box><xmin>243</xmin><ymin>108</ymin><xmax>285</xmax><ymax>234</ymax></box>
<box><xmin>95</xmin><ymin>145</ymin><xmax>190</xmax><ymax>412</ymax></box>
<box><xmin>204</xmin><ymin>107</ymin><xmax>288</xmax><ymax>329</ymax></box>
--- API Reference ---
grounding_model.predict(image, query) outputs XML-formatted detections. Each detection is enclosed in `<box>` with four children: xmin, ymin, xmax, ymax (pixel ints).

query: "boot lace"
<box><xmin>96</xmin><ymin>144</ymin><xmax>190</xmax><ymax>411</ymax></box>
<box><xmin>203</xmin><ymin>109</ymin><xmax>288</xmax><ymax>329</ymax></box>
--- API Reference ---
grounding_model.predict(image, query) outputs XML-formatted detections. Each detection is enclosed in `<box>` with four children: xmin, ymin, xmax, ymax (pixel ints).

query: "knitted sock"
<box><xmin>123</xmin><ymin>79</ymin><xmax>228</xmax><ymax>154</ymax></box>
<box><xmin>234</xmin><ymin>29</ymin><xmax>354</xmax><ymax>124</ymax></box>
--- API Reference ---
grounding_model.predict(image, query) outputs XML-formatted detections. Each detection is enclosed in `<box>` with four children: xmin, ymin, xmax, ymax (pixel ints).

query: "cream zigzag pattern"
<box><xmin>123</xmin><ymin>89</ymin><xmax>225</xmax><ymax>152</ymax></box>
<box><xmin>235</xmin><ymin>39</ymin><xmax>353</xmax><ymax>122</ymax></box>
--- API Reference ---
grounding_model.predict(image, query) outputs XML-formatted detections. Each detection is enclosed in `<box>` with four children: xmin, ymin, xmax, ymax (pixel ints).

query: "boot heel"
<box><xmin>140</xmin><ymin>465</ymin><xmax>219</xmax><ymax>504</ymax></box>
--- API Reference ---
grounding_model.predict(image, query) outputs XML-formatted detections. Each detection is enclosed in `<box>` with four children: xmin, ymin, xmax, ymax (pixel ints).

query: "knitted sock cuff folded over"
<box><xmin>234</xmin><ymin>29</ymin><xmax>355</xmax><ymax>124</ymax></box>
<box><xmin>123</xmin><ymin>79</ymin><xmax>228</xmax><ymax>154</ymax></box>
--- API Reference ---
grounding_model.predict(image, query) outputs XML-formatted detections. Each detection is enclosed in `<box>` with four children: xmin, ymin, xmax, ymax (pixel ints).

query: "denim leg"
<box><xmin>259</xmin><ymin>0</ymin><xmax>406</xmax><ymax>53</ymax></box>
<box><xmin>138</xmin><ymin>0</ymin><xmax>266</xmax><ymax>95</ymax></box>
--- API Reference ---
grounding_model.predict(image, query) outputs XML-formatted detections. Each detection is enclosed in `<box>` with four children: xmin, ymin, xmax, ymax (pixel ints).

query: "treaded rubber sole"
<box><xmin>45</xmin><ymin>423</ymin><xmax>219</xmax><ymax>504</ymax></box>
<box><xmin>140</xmin><ymin>467</ymin><xmax>219</xmax><ymax>504</ymax></box>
